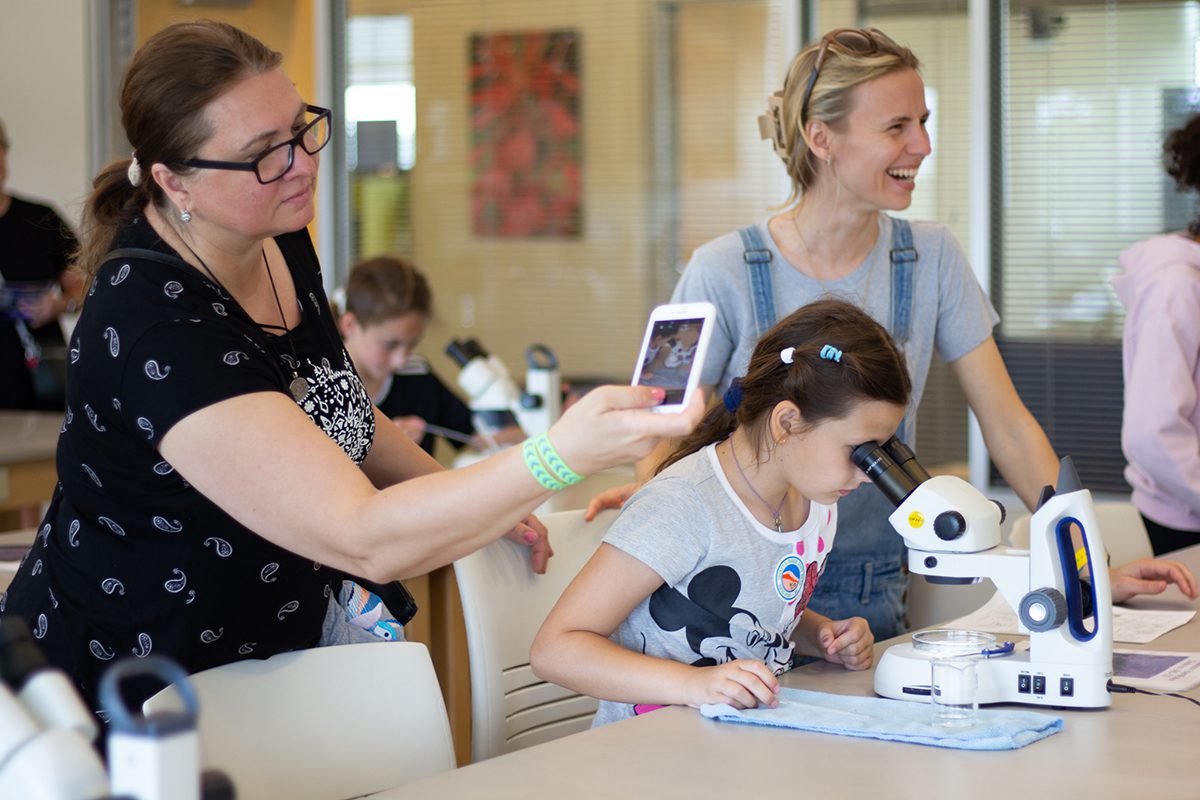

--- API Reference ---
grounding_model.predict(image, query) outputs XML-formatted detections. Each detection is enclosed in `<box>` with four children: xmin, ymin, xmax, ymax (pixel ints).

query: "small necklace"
<box><xmin>789</xmin><ymin>209</ymin><xmax>875</xmax><ymax>303</ymax></box>
<box><xmin>178</xmin><ymin>238</ymin><xmax>310</xmax><ymax>403</ymax></box>
<box><xmin>728</xmin><ymin>440</ymin><xmax>787</xmax><ymax>533</ymax></box>
<box><xmin>263</xmin><ymin>254</ymin><xmax>311</xmax><ymax>403</ymax></box>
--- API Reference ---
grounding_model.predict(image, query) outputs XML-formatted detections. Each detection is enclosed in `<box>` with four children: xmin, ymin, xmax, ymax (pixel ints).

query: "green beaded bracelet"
<box><xmin>523</xmin><ymin>437</ymin><xmax>567</xmax><ymax>491</ymax></box>
<box><xmin>533</xmin><ymin>432</ymin><xmax>584</xmax><ymax>487</ymax></box>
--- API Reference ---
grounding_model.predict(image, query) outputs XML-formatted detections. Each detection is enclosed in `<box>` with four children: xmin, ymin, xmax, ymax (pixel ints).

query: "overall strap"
<box><xmin>886</xmin><ymin>215</ymin><xmax>918</xmax><ymax>444</ymax></box>
<box><xmin>738</xmin><ymin>225</ymin><xmax>778</xmax><ymax>337</ymax></box>
<box><xmin>887</xmin><ymin>216</ymin><xmax>917</xmax><ymax>343</ymax></box>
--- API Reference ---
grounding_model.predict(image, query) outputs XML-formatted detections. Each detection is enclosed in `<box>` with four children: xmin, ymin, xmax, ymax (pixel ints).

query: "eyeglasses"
<box><xmin>182</xmin><ymin>104</ymin><xmax>332</xmax><ymax>184</ymax></box>
<box><xmin>799</xmin><ymin>28</ymin><xmax>889</xmax><ymax>127</ymax></box>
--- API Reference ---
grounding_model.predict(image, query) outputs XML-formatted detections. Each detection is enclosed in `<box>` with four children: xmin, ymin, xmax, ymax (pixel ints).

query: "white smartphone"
<box><xmin>631</xmin><ymin>302</ymin><xmax>716</xmax><ymax>413</ymax></box>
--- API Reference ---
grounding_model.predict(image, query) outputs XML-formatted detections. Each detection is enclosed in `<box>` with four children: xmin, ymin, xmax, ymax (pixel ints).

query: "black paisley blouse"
<box><xmin>2</xmin><ymin>217</ymin><xmax>375</xmax><ymax>711</ymax></box>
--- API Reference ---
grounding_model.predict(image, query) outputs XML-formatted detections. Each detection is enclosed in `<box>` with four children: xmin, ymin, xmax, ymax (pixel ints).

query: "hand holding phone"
<box><xmin>631</xmin><ymin>302</ymin><xmax>716</xmax><ymax>412</ymax></box>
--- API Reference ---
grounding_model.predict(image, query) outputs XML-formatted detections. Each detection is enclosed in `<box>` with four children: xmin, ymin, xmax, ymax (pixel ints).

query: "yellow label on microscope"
<box><xmin>908</xmin><ymin>511</ymin><xmax>925</xmax><ymax>528</ymax></box>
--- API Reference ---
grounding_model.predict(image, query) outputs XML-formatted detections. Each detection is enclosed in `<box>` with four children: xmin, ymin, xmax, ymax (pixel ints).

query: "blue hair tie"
<box><xmin>820</xmin><ymin>344</ymin><xmax>843</xmax><ymax>363</ymax></box>
<box><xmin>723</xmin><ymin>378</ymin><xmax>744</xmax><ymax>413</ymax></box>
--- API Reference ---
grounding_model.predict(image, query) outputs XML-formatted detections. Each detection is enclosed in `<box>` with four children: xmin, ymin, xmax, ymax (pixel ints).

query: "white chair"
<box><xmin>143</xmin><ymin>642</ymin><xmax>455</xmax><ymax>800</ymax></box>
<box><xmin>1007</xmin><ymin>500</ymin><xmax>1153</xmax><ymax>565</ymax></box>
<box><xmin>454</xmin><ymin>507</ymin><xmax>615</xmax><ymax>763</ymax></box>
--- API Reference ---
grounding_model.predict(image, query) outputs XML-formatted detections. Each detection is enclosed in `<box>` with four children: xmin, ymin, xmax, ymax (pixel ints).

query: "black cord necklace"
<box><xmin>178</xmin><ymin>238</ymin><xmax>310</xmax><ymax>403</ymax></box>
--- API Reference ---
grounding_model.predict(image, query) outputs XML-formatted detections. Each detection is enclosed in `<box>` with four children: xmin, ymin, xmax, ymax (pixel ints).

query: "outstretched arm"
<box><xmin>951</xmin><ymin>337</ymin><xmax>1198</xmax><ymax>603</ymax></box>
<box><xmin>951</xmin><ymin>337</ymin><xmax>1059</xmax><ymax>511</ymax></box>
<box><xmin>531</xmin><ymin>544</ymin><xmax>779</xmax><ymax>710</ymax></box>
<box><xmin>161</xmin><ymin>385</ymin><xmax>702</xmax><ymax>583</ymax></box>
<box><xmin>1110</xmin><ymin>557</ymin><xmax>1198</xmax><ymax>604</ymax></box>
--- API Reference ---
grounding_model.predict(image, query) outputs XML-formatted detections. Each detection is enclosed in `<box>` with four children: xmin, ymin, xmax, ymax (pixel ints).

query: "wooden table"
<box><xmin>372</xmin><ymin>544</ymin><xmax>1200</xmax><ymax>799</ymax></box>
<box><xmin>0</xmin><ymin>410</ymin><xmax>61</xmax><ymax>516</ymax></box>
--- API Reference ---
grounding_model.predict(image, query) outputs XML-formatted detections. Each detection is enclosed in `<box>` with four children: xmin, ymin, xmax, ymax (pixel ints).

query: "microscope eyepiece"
<box><xmin>446</xmin><ymin>338</ymin><xmax>487</xmax><ymax>368</ymax></box>
<box><xmin>851</xmin><ymin>440</ymin><xmax>922</xmax><ymax>507</ymax></box>
<box><xmin>880</xmin><ymin>436</ymin><xmax>932</xmax><ymax>484</ymax></box>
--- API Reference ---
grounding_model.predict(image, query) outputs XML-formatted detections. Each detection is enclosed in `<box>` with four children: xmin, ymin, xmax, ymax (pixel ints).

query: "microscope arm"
<box><xmin>906</xmin><ymin>546</ymin><xmax>1031</xmax><ymax>627</ymax></box>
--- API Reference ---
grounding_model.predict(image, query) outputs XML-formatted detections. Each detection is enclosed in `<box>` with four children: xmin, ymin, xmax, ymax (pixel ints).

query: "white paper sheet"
<box><xmin>944</xmin><ymin>591</ymin><xmax>1196</xmax><ymax>644</ymax></box>
<box><xmin>1112</xmin><ymin>650</ymin><xmax>1200</xmax><ymax>691</ymax></box>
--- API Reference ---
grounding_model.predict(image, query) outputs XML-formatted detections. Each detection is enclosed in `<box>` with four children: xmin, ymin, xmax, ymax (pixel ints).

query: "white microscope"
<box><xmin>446</xmin><ymin>339</ymin><xmax>562</xmax><ymax>440</ymax></box>
<box><xmin>852</xmin><ymin>437</ymin><xmax>1113</xmax><ymax>709</ymax></box>
<box><xmin>0</xmin><ymin>617</ymin><xmax>230</xmax><ymax>799</ymax></box>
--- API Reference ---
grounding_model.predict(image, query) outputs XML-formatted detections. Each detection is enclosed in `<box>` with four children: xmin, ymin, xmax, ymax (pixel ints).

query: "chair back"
<box><xmin>143</xmin><ymin>642</ymin><xmax>455</xmax><ymax>799</ymax></box>
<box><xmin>454</xmin><ymin>507</ymin><xmax>615</xmax><ymax>762</ymax></box>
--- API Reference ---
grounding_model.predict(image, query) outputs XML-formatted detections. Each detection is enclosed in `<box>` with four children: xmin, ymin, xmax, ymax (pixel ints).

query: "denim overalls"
<box><xmin>736</xmin><ymin>216</ymin><xmax>916</xmax><ymax>639</ymax></box>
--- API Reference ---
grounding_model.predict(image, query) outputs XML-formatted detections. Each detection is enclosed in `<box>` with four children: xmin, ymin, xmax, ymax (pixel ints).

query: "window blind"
<box><xmin>343</xmin><ymin>14</ymin><xmax>416</xmax><ymax>274</ymax></box>
<box><xmin>993</xmin><ymin>0</ymin><xmax>1199</xmax><ymax>492</ymax></box>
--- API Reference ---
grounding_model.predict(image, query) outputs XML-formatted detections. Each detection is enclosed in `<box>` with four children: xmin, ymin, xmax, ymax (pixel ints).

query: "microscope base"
<box><xmin>873</xmin><ymin>643</ymin><xmax>1112</xmax><ymax>709</ymax></box>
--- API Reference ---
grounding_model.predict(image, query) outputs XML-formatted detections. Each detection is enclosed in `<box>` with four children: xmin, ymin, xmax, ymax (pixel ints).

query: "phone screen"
<box><xmin>633</xmin><ymin>316</ymin><xmax>708</xmax><ymax>405</ymax></box>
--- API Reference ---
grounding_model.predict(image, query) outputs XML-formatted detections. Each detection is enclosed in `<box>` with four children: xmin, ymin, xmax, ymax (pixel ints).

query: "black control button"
<box><xmin>1033</xmin><ymin>675</ymin><xmax>1046</xmax><ymax>695</ymax></box>
<box><xmin>1060</xmin><ymin>677</ymin><xmax>1074</xmax><ymax>697</ymax></box>
<box><xmin>1018</xmin><ymin>674</ymin><xmax>1032</xmax><ymax>694</ymax></box>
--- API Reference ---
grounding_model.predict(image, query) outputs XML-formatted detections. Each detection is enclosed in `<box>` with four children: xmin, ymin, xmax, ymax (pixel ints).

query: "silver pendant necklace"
<box><xmin>728</xmin><ymin>439</ymin><xmax>787</xmax><ymax>533</ymax></box>
<box><xmin>179</xmin><ymin>239</ymin><xmax>310</xmax><ymax>403</ymax></box>
<box><xmin>262</xmin><ymin>255</ymin><xmax>311</xmax><ymax>403</ymax></box>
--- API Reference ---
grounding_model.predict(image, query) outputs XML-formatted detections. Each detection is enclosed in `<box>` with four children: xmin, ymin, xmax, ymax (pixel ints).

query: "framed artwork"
<box><xmin>469</xmin><ymin>30</ymin><xmax>581</xmax><ymax>238</ymax></box>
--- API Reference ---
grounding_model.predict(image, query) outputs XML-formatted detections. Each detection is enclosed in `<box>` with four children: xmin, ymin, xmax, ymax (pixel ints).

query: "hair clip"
<box><xmin>126</xmin><ymin>154</ymin><xmax>142</xmax><ymax>187</ymax></box>
<box><xmin>779</xmin><ymin>346</ymin><xmax>796</xmax><ymax>364</ymax></box>
<box><xmin>723</xmin><ymin>378</ymin><xmax>744</xmax><ymax>413</ymax></box>
<box><xmin>820</xmin><ymin>344</ymin><xmax>843</xmax><ymax>362</ymax></box>
<box><xmin>756</xmin><ymin>91</ymin><xmax>788</xmax><ymax>160</ymax></box>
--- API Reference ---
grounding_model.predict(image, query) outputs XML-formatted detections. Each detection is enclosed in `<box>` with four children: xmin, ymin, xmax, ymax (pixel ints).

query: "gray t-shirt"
<box><xmin>669</xmin><ymin>216</ymin><xmax>1001</xmax><ymax>637</ymax></box>
<box><xmin>592</xmin><ymin>444</ymin><xmax>837</xmax><ymax>727</ymax></box>
<box><xmin>670</xmin><ymin>214</ymin><xmax>1000</xmax><ymax>438</ymax></box>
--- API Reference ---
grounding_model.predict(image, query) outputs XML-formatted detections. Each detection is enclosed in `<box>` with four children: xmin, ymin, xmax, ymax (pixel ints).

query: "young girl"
<box><xmin>337</xmin><ymin>255</ymin><xmax>522</xmax><ymax>455</ymax></box>
<box><xmin>532</xmin><ymin>299</ymin><xmax>911</xmax><ymax>724</ymax></box>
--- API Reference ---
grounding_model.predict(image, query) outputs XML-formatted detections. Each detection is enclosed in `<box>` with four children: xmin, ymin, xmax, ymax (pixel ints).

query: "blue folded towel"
<box><xmin>700</xmin><ymin>688</ymin><xmax>1063</xmax><ymax>750</ymax></box>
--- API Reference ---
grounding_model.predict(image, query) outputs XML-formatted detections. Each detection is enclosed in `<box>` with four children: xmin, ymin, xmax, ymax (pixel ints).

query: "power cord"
<box><xmin>1108</xmin><ymin>679</ymin><xmax>1200</xmax><ymax>708</ymax></box>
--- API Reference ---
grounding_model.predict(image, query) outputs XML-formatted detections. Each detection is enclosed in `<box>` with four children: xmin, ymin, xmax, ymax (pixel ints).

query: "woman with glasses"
<box><xmin>1</xmin><ymin>20</ymin><xmax>702</xmax><ymax>712</ymax></box>
<box><xmin>591</xmin><ymin>27</ymin><xmax>1196</xmax><ymax>640</ymax></box>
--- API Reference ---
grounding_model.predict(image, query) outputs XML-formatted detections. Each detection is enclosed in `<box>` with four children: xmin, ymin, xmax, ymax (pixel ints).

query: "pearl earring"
<box><xmin>825</xmin><ymin>154</ymin><xmax>832</xmax><ymax>166</ymax></box>
<box><xmin>180</xmin><ymin>209</ymin><xmax>192</xmax><ymax>224</ymax></box>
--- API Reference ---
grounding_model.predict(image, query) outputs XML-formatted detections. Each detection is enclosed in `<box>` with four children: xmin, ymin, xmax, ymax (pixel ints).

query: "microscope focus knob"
<box><xmin>933</xmin><ymin>511</ymin><xmax>966</xmax><ymax>541</ymax></box>
<box><xmin>1019</xmin><ymin>587</ymin><xmax>1068</xmax><ymax>632</ymax></box>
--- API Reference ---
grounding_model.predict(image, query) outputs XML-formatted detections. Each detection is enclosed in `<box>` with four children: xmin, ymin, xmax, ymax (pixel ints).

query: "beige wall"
<box><xmin>137</xmin><ymin>0</ymin><xmax>316</xmax><ymax>105</ymax></box>
<box><xmin>0</xmin><ymin>0</ymin><xmax>90</xmax><ymax>225</ymax></box>
<box><xmin>399</xmin><ymin>0</ymin><xmax>658</xmax><ymax>383</ymax></box>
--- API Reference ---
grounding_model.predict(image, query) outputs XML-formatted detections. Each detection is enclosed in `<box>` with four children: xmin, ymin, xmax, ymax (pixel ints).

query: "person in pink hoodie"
<box><xmin>1114</xmin><ymin>114</ymin><xmax>1200</xmax><ymax>555</ymax></box>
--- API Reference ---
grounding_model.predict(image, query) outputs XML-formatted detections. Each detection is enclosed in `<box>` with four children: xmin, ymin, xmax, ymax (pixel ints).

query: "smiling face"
<box><xmin>776</xmin><ymin>398</ymin><xmax>906</xmax><ymax>506</ymax></box>
<box><xmin>341</xmin><ymin>311</ymin><xmax>429</xmax><ymax>382</ymax></box>
<box><xmin>172</xmin><ymin>67</ymin><xmax>319</xmax><ymax>241</ymax></box>
<box><xmin>825</xmin><ymin>67</ymin><xmax>931</xmax><ymax>213</ymax></box>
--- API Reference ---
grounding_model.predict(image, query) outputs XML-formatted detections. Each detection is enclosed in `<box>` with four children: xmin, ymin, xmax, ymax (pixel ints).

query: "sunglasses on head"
<box><xmin>799</xmin><ymin>28</ymin><xmax>892</xmax><ymax>126</ymax></box>
<box><xmin>757</xmin><ymin>28</ymin><xmax>896</xmax><ymax>161</ymax></box>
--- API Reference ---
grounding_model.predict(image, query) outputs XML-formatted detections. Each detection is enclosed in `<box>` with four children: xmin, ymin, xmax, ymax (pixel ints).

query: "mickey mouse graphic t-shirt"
<box><xmin>2</xmin><ymin>216</ymin><xmax>375</xmax><ymax>712</ymax></box>
<box><xmin>592</xmin><ymin>444</ymin><xmax>837</xmax><ymax>727</ymax></box>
